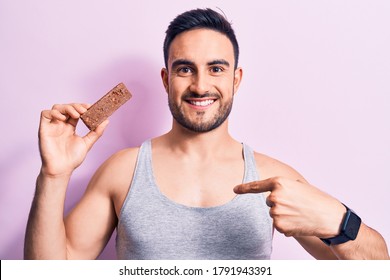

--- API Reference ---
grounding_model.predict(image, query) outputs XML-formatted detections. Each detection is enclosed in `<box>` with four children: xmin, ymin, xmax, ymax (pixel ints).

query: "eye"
<box><xmin>178</xmin><ymin>67</ymin><xmax>193</xmax><ymax>75</ymax></box>
<box><xmin>211</xmin><ymin>66</ymin><xmax>224</xmax><ymax>73</ymax></box>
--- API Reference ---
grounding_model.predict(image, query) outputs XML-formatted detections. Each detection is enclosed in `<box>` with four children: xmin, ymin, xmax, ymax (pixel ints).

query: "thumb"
<box><xmin>234</xmin><ymin>178</ymin><xmax>276</xmax><ymax>194</ymax></box>
<box><xmin>83</xmin><ymin>119</ymin><xmax>109</xmax><ymax>151</ymax></box>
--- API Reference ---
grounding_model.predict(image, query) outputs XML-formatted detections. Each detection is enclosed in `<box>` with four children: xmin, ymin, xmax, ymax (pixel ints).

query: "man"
<box><xmin>25</xmin><ymin>8</ymin><xmax>389</xmax><ymax>260</ymax></box>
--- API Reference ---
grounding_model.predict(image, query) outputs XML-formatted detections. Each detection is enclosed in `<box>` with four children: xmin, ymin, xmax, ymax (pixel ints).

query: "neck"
<box><xmin>158</xmin><ymin>119</ymin><xmax>241</xmax><ymax>159</ymax></box>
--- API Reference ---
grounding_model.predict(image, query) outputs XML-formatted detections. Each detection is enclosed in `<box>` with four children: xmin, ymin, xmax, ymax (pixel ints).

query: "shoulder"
<box><xmin>101</xmin><ymin>147</ymin><xmax>140</xmax><ymax>171</ymax></box>
<box><xmin>253</xmin><ymin>151</ymin><xmax>308</xmax><ymax>183</ymax></box>
<box><xmin>82</xmin><ymin>146</ymin><xmax>141</xmax><ymax>217</ymax></box>
<box><xmin>88</xmin><ymin>146</ymin><xmax>140</xmax><ymax>195</ymax></box>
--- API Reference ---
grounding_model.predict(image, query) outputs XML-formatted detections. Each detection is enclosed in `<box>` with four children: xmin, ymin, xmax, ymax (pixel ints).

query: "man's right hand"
<box><xmin>38</xmin><ymin>103</ymin><xmax>109</xmax><ymax>178</ymax></box>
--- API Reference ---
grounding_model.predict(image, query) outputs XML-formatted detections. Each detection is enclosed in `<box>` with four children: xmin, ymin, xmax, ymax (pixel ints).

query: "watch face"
<box><xmin>344</xmin><ymin>211</ymin><xmax>361</xmax><ymax>240</ymax></box>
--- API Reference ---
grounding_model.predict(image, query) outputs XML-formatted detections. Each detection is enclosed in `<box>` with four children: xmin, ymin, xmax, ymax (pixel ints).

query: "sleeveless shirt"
<box><xmin>116</xmin><ymin>140</ymin><xmax>273</xmax><ymax>259</ymax></box>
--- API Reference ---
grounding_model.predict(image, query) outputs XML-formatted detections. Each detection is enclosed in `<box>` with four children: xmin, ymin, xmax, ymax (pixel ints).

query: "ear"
<box><xmin>161</xmin><ymin>68</ymin><xmax>169</xmax><ymax>94</ymax></box>
<box><xmin>233</xmin><ymin>67</ymin><xmax>243</xmax><ymax>94</ymax></box>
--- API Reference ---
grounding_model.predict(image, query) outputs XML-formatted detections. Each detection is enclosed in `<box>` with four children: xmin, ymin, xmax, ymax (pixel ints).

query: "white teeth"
<box><xmin>189</xmin><ymin>100</ymin><xmax>214</xmax><ymax>106</ymax></box>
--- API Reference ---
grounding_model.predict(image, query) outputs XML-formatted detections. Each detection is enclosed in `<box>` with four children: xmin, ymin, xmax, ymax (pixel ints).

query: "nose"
<box><xmin>189</xmin><ymin>71</ymin><xmax>211</xmax><ymax>94</ymax></box>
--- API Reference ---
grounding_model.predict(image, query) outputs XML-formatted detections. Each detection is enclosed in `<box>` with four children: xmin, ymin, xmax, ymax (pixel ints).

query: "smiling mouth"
<box><xmin>187</xmin><ymin>99</ymin><xmax>215</xmax><ymax>107</ymax></box>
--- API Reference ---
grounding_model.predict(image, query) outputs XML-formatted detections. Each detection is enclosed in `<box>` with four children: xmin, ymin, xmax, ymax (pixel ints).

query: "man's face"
<box><xmin>162</xmin><ymin>28</ymin><xmax>242</xmax><ymax>133</ymax></box>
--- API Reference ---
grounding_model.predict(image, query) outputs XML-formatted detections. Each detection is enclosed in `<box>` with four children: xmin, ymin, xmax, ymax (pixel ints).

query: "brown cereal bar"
<box><xmin>81</xmin><ymin>83</ymin><xmax>132</xmax><ymax>130</ymax></box>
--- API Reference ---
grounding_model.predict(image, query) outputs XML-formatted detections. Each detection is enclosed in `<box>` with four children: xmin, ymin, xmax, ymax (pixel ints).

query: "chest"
<box><xmin>152</xmin><ymin>155</ymin><xmax>245</xmax><ymax>208</ymax></box>
<box><xmin>117</xmin><ymin>192</ymin><xmax>273</xmax><ymax>260</ymax></box>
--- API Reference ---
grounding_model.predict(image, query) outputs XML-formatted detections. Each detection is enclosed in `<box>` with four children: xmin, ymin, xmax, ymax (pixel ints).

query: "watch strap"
<box><xmin>320</xmin><ymin>204</ymin><xmax>361</xmax><ymax>246</ymax></box>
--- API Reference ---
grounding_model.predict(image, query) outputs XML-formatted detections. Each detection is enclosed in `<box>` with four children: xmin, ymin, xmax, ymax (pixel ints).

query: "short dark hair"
<box><xmin>163</xmin><ymin>8</ymin><xmax>239</xmax><ymax>69</ymax></box>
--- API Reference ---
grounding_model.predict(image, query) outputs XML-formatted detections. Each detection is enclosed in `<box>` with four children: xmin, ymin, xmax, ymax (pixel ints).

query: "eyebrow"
<box><xmin>171</xmin><ymin>59</ymin><xmax>195</xmax><ymax>69</ymax></box>
<box><xmin>207</xmin><ymin>59</ymin><xmax>230</xmax><ymax>67</ymax></box>
<box><xmin>171</xmin><ymin>59</ymin><xmax>230</xmax><ymax>69</ymax></box>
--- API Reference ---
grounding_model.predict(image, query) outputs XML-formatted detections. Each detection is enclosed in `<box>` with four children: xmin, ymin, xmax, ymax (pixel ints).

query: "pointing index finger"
<box><xmin>233</xmin><ymin>178</ymin><xmax>276</xmax><ymax>194</ymax></box>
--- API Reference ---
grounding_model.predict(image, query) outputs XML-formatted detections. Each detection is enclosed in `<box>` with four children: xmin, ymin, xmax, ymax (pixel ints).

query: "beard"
<box><xmin>168</xmin><ymin>91</ymin><xmax>234</xmax><ymax>133</ymax></box>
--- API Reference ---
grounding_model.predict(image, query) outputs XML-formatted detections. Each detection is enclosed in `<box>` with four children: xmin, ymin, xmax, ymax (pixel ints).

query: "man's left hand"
<box><xmin>234</xmin><ymin>177</ymin><xmax>346</xmax><ymax>238</ymax></box>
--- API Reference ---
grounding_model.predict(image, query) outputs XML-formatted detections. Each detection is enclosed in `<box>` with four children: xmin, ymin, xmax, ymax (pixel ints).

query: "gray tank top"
<box><xmin>116</xmin><ymin>140</ymin><xmax>273</xmax><ymax>259</ymax></box>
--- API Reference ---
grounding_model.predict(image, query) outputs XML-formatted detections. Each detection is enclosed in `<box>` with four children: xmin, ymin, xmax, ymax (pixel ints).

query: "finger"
<box><xmin>41</xmin><ymin>110</ymin><xmax>63</xmax><ymax>122</ymax></box>
<box><xmin>52</xmin><ymin>104</ymin><xmax>83</xmax><ymax>120</ymax></box>
<box><xmin>265</xmin><ymin>196</ymin><xmax>274</xmax><ymax>208</ymax></box>
<box><xmin>233</xmin><ymin>178</ymin><xmax>276</xmax><ymax>194</ymax></box>
<box><xmin>83</xmin><ymin>119</ymin><xmax>109</xmax><ymax>151</ymax></box>
<box><xmin>71</xmin><ymin>103</ymin><xmax>89</xmax><ymax>115</ymax></box>
<box><xmin>66</xmin><ymin>116</ymin><xmax>79</xmax><ymax>128</ymax></box>
<box><xmin>82</xmin><ymin>103</ymin><xmax>92</xmax><ymax>109</ymax></box>
<box><xmin>66</xmin><ymin>104</ymin><xmax>90</xmax><ymax>127</ymax></box>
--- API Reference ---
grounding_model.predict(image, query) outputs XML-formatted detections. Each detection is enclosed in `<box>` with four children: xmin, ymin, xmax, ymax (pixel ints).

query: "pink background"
<box><xmin>1</xmin><ymin>0</ymin><xmax>389</xmax><ymax>259</ymax></box>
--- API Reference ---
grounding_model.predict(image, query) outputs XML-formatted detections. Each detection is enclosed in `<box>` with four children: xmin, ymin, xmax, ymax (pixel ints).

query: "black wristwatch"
<box><xmin>320</xmin><ymin>203</ymin><xmax>361</xmax><ymax>246</ymax></box>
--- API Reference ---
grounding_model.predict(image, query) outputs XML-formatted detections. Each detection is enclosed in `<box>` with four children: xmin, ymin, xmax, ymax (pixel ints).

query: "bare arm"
<box><xmin>24</xmin><ymin>104</ymin><xmax>109</xmax><ymax>259</ymax></box>
<box><xmin>234</xmin><ymin>176</ymin><xmax>389</xmax><ymax>259</ymax></box>
<box><xmin>24</xmin><ymin>173</ymin><xmax>70</xmax><ymax>259</ymax></box>
<box><xmin>329</xmin><ymin>223</ymin><xmax>389</xmax><ymax>259</ymax></box>
<box><xmin>62</xmin><ymin>148</ymin><xmax>137</xmax><ymax>259</ymax></box>
<box><xmin>234</xmin><ymin>153</ymin><xmax>389</xmax><ymax>259</ymax></box>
